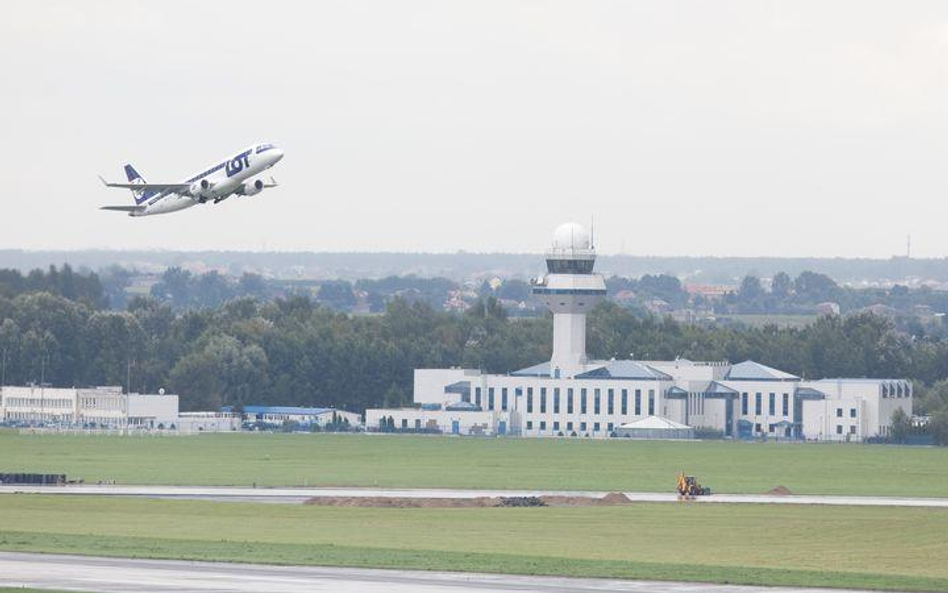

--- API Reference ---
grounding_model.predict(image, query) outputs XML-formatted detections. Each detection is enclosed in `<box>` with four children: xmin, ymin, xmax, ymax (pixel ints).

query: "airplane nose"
<box><xmin>273</xmin><ymin>148</ymin><xmax>284</xmax><ymax>162</ymax></box>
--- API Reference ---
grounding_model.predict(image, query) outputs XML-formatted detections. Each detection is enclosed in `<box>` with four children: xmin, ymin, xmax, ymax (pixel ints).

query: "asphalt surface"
<box><xmin>0</xmin><ymin>552</ymin><xmax>883</xmax><ymax>593</ymax></box>
<box><xmin>2</xmin><ymin>484</ymin><xmax>948</xmax><ymax>507</ymax></box>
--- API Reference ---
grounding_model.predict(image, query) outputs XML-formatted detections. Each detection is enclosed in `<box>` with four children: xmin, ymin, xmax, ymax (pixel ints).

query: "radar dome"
<box><xmin>551</xmin><ymin>222</ymin><xmax>592</xmax><ymax>251</ymax></box>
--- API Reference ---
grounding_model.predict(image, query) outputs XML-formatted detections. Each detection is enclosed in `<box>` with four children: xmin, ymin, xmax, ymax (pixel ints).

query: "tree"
<box><xmin>890</xmin><ymin>408</ymin><xmax>911</xmax><ymax>443</ymax></box>
<box><xmin>152</xmin><ymin>267</ymin><xmax>193</xmax><ymax>307</ymax></box>
<box><xmin>637</xmin><ymin>275</ymin><xmax>688</xmax><ymax>307</ymax></box>
<box><xmin>0</xmin><ymin>319</ymin><xmax>20</xmax><ymax>385</ymax></box>
<box><xmin>238</xmin><ymin>273</ymin><xmax>267</xmax><ymax>298</ymax></box>
<box><xmin>771</xmin><ymin>272</ymin><xmax>792</xmax><ymax>298</ymax></box>
<box><xmin>496</xmin><ymin>279</ymin><xmax>532</xmax><ymax>302</ymax></box>
<box><xmin>738</xmin><ymin>275</ymin><xmax>763</xmax><ymax>302</ymax></box>
<box><xmin>83</xmin><ymin>311</ymin><xmax>146</xmax><ymax>388</ymax></box>
<box><xmin>316</xmin><ymin>281</ymin><xmax>356</xmax><ymax>311</ymax></box>
<box><xmin>794</xmin><ymin>271</ymin><xmax>839</xmax><ymax>303</ymax></box>
<box><xmin>928</xmin><ymin>411</ymin><xmax>948</xmax><ymax>446</ymax></box>
<box><xmin>192</xmin><ymin>272</ymin><xmax>235</xmax><ymax>308</ymax></box>
<box><xmin>914</xmin><ymin>380</ymin><xmax>948</xmax><ymax>416</ymax></box>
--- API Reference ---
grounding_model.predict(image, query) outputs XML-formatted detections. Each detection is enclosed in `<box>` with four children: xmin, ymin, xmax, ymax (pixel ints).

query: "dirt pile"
<box><xmin>496</xmin><ymin>496</ymin><xmax>546</xmax><ymax>507</ymax></box>
<box><xmin>599</xmin><ymin>491</ymin><xmax>633</xmax><ymax>505</ymax></box>
<box><xmin>766</xmin><ymin>485</ymin><xmax>794</xmax><ymax>496</ymax></box>
<box><xmin>304</xmin><ymin>496</ymin><xmax>496</xmax><ymax>508</ymax></box>
<box><xmin>304</xmin><ymin>492</ymin><xmax>635</xmax><ymax>508</ymax></box>
<box><xmin>539</xmin><ymin>492</ymin><xmax>632</xmax><ymax>507</ymax></box>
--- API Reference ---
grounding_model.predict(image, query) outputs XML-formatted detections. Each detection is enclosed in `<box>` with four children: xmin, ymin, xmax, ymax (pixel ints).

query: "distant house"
<box><xmin>644</xmin><ymin>298</ymin><xmax>672</xmax><ymax>315</ymax></box>
<box><xmin>684</xmin><ymin>284</ymin><xmax>736</xmax><ymax>300</ymax></box>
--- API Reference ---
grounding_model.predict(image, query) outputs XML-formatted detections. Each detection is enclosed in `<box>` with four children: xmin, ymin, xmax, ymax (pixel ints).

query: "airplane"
<box><xmin>99</xmin><ymin>142</ymin><xmax>284</xmax><ymax>216</ymax></box>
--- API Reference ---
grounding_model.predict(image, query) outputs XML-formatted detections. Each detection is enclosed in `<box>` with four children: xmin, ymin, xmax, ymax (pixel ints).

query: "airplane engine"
<box><xmin>189</xmin><ymin>179</ymin><xmax>212</xmax><ymax>197</ymax></box>
<box><xmin>237</xmin><ymin>179</ymin><xmax>264</xmax><ymax>197</ymax></box>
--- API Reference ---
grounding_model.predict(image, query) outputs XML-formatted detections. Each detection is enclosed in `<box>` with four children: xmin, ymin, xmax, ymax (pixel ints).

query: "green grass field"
<box><xmin>2</xmin><ymin>432</ymin><xmax>947</xmax><ymax>496</ymax></box>
<box><xmin>0</xmin><ymin>494</ymin><xmax>946</xmax><ymax>591</ymax></box>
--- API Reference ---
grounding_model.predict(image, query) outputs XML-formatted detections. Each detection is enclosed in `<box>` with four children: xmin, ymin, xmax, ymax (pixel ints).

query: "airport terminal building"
<box><xmin>367</xmin><ymin>223</ymin><xmax>913</xmax><ymax>442</ymax></box>
<box><xmin>0</xmin><ymin>385</ymin><xmax>179</xmax><ymax>429</ymax></box>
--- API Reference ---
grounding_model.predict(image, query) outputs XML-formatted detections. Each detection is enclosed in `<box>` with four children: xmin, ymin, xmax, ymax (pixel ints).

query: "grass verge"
<box><xmin>0</xmin><ymin>495</ymin><xmax>946</xmax><ymax>591</ymax></box>
<box><xmin>0</xmin><ymin>531</ymin><xmax>945</xmax><ymax>592</ymax></box>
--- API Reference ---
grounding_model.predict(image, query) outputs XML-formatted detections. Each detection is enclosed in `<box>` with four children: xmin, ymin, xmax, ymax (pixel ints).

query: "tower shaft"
<box><xmin>532</xmin><ymin>222</ymin><xmax>607</xmax><ymax>379</ymax></box>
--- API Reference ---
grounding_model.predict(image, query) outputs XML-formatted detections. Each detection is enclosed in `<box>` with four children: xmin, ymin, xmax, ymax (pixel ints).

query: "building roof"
<box><xmin>724</xmin><ymin>360</ymin><xmax>799</xmax><ymax>381</ymax></box>
<box><xmin>444</xmin><ymin>381</ymin><xmax>471</xmax><ymax>395</ymax></box>
<box><xmin>794</xmin><ymin>386</ymin><xmax>826</xmax><ymax>399</ymax></box>
<box><xmin>705</xmin><ymin>381</ymin><xmax>740</xmax><ymax>397</ymax></box>
<box><xmin>810</xmin><ymin>378</ymin><xmax>904</xmax><ymax>384</ymax></box>
<box><xmin>619</xmin><ymin>416</ymin><xmax>692</xmax><ymax>430</ymax></box>
<box><xmin>575</xmin><ymin>360</ymin><xmax>672</xmax><ymax>381</ymax></box>
<box><xmin>445</xmin><ymin>401</ymin><xmax>482</xmax><ymax>411</ymax></box>
<box><xmin>511</xmin><ymin>362</ymin><xmax>553</xmax><ymax>377</ymax></box>
<box><xmin>221</xmin><ymin>405</ymin><xmax>334</xmax><ymax>416</ymax></box>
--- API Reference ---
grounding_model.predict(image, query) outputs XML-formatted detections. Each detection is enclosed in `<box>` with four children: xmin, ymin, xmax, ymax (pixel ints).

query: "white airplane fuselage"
<box><xmin>104</xmin><ymin>142</ymin><xmax>284</xmax><ymax>217</ymax></box>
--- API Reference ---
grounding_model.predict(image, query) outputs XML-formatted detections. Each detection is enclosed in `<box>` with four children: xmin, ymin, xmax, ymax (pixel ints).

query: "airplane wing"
<box><xmin>263</xmin><ymin>177</ymin><xmax>279</xmax><ymax>188</ymax></box>
<box><xmin>98</xmin><ymin>176</ymin><xmax>189</xmax><ymax>192</ymax></box>
<box><xmin>100</xmin><ymin>205</ymin><xmax>146</xmax><ymax>212</ymax></box>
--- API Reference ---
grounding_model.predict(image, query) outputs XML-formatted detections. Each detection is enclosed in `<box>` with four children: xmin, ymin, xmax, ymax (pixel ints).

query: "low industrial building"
<box><xmin>365</xmin><ymin>401</ymin><xmax>495</xmax><ymax>436</ymax></box>
<box><xmin>366</xmin><ymin>223</ymin><xmax>913</xmax><ymax>442</ymax></box>
<box><xmin>176</xmin><ymin>411</ymin><xmax>241</xmax><ymax>433</ymax></box>
<box><xmin>221</xmin><ymin>405</ymin><xmax>362</xmax><ymax>429</ymax></box>
<box><xmin>0</xmin><ymin>385</ymin><xmax>179</xmax><ymax>429</ymax></box>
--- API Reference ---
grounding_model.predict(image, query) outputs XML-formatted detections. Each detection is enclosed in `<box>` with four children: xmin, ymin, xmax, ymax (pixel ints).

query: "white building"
<box><xmin>366</xmin><ymin>222</ymin><xmax>913</xmax><ymax>442</ymax></box>
<box><xmin>0</xmin><ymin>385</ymin><xmax>179</xmax><ymax>429</ymax></box>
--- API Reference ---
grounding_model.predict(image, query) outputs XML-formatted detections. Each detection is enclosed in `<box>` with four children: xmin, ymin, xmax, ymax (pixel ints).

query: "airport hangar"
<box><xmin>367</xmin><ymin>222</ymin><xmax>913</xmax><ymax>441</ymax></box>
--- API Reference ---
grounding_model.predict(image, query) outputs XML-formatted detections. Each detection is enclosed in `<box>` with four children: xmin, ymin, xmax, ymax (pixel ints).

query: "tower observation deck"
<box><xmin>532</xmin><ymin>222</ymin><xmax>607</xmax><ymax>378</ymax></box>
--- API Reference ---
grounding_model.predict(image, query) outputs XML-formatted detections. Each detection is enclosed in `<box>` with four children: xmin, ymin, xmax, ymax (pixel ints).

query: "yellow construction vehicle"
<box><xmin>676</xmin><ymin>472</ymin><xmax>711</xmax><ymax>500</ymax></box>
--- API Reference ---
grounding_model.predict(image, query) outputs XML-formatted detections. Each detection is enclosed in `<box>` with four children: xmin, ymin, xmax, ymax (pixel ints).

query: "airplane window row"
<box><xmin>256</xmin><ymin>144</ymin><xmax>275</xmax><ymax>153</ymax></box>
<box><xmin>187</xmin><ymin>162</ymin><xmax>226</xmax><ymax>183</ymax></box>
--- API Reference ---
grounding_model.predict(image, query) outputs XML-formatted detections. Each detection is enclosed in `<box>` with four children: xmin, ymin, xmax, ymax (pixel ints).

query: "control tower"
<box><xmin>532</xmin><ymin>222</ymin><xmax>607</xmax><ymax>378</ymax></box>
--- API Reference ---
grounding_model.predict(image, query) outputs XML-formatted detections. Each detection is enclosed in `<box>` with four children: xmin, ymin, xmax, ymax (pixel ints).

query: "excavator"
<box><xmin>676</xmin><ymin>472</ymin><xmax>711</xmax><ymax>500</ymax></box>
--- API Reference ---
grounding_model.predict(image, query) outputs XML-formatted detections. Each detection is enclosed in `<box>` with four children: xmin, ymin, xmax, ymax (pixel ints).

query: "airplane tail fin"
<box><xmin>124</xmin><ymin>164</ymin><xmax>155</xmax><ymax>205</ymax></box>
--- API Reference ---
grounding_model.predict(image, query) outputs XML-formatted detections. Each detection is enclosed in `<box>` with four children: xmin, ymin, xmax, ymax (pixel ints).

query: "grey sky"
<box><xmin>2</xmin><ymin>1</ymin><xmax>947</xmax><ymax>257</ymax></box>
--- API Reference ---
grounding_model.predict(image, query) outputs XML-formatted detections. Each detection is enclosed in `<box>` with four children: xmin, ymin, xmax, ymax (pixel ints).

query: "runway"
<box><xmin>2</xmin><ymin>484</ymin><xmax>948</xmax><ymax>507</ymax></box>
<box><xmin>0</xmin><ymin>552</ymin><xmax>882</xmax><ymax>593</ymax></box>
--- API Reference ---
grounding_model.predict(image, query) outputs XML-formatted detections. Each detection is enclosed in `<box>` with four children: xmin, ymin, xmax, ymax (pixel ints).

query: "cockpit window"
<box><xmin>256</xmin><ymin>143</ymin><xmax>275</xmax><ymax>154</ymax></box>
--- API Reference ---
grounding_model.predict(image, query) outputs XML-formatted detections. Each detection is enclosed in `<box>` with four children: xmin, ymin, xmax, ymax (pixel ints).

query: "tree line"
<box><xmin>1</xmin><ymin>267</ymin><xmax>947</xmax><ymax>434</ymax></box>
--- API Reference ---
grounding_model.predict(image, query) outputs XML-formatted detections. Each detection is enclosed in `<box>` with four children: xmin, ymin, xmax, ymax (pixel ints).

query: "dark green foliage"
<box><xmin>355</xmin><ymin>275</ymin><xmax>457</xmax><ymax>311</ymax></box>
<box><xmin>5</xmin><ymin>267</ymin><xmax>948</xmax><ymax>427</ymax></box>
<box><xmin>890</xmin><ymin>409</ymin><xmax>911</xmax><ymax>443</ymax></box>
<box><xmin>606</xmin><ymin>274</ymin><xmax>689</xmax><ymax>308</ymax></box>
<box><xmin>0</xmin><ymin>265</ymin><xmax>105</xmax><ymax>308</ymax></box>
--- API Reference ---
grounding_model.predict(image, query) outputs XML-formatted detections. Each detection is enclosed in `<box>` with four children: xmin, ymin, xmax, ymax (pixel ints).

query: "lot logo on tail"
<box><xmin>124</xmin><ymin>164</ymin><xmax>154</xmax><ymax>205</ymax></box>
